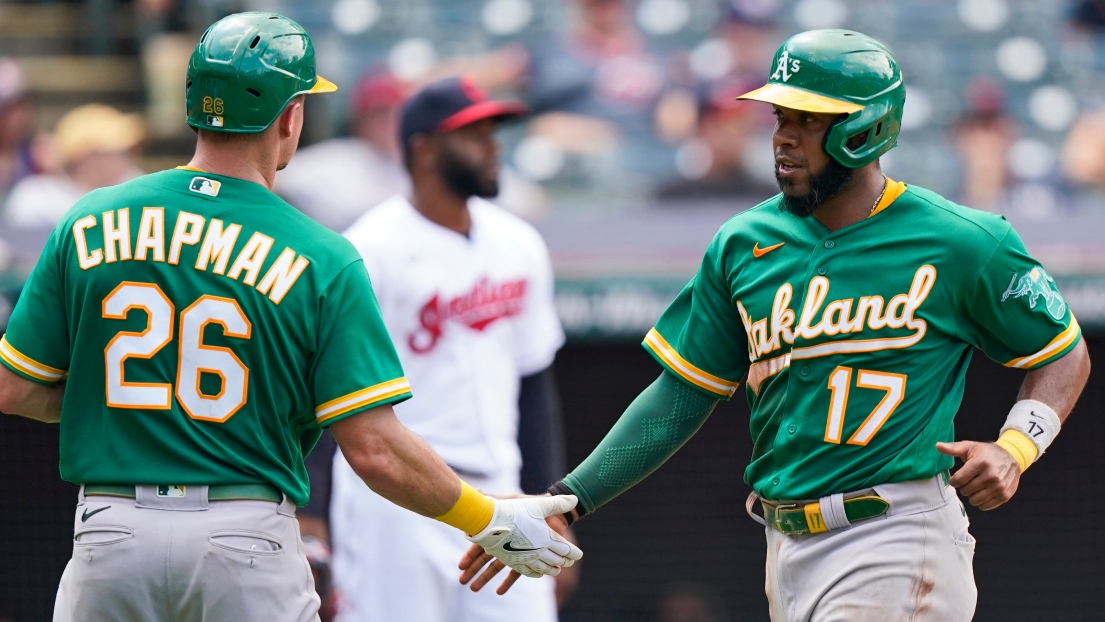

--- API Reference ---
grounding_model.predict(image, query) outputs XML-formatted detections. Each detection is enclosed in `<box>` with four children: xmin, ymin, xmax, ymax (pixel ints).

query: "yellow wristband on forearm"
<box><xmin>995</xmin><ymin>429</ymin><xmax>1039</xmax><ymax>473</ymax></box>
<box><xmin>434</xmin><ymin>481</ymin><xmax>495</xmax><ymax>536</ymax></box>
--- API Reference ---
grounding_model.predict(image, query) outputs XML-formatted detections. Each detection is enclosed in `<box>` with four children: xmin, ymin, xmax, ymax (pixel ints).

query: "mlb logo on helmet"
<box><xmin>207</xmin><ymin>115</ymin><xmax>223</xmax><ymax>127</ymax></box>
<box><xmin>190</xmin><ymin>176</ymin><xmax>221</xmax><ymax>197</ymax></box>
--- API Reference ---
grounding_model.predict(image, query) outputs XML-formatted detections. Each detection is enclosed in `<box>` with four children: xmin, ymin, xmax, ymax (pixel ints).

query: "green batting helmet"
<box><xmin>738</xmin><ymin>29</ymin><xmax>905</xmax><ymax>168</ymax></box>
<box><xmin>186</xmin><ymin>12</ymin><xmax>337</xmax><ymax>133</ymax></box>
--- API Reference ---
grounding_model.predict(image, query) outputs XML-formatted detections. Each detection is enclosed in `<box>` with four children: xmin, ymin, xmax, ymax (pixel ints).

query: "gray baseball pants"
<box><xmin>53</xmin><ymin>485</ymin><xmax>320</xmax><ymax>622</ymax></box>
<box><xmin>763</xmin><ymin>474</ymin><xmax>977</xmax><ymax>622</ymax></box>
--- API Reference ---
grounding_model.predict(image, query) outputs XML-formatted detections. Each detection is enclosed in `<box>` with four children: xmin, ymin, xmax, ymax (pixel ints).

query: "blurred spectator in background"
<box><xmin>0</xmin><ymin>58</ymin><xmax>41</xmax><ymax>203</ymax></box>
<box><xmin>276</xmin><ymin>70</ymin><xmax>410</xmax><ymax>232</ymax></box>
<box><xmin>656</xmin><ymin>583</ymin><xmax>728</xmax><ymax>622</ymax></box>
<box><xmin>138</xmin><ymin>0</ymin><xmax>198</xmax><ymax>138</ymax></box>
<box><xmin>657</xmin><ymin>76</ymin><xmax>777</xmax><ymax>200</ymax></box>
<box><xmin>1061</xmin><ymin>103</ymin><xmax>1105</xmax><ymax>191</ymax></box>
<box><xmin>2</xmin><ymin>104</ymin><xmax>145</xmax><ymax>269</ymax></box>
<box><xmin>950</xmin><ymin>79</ymin><xmax>1017</xmax><ymax>213</ymax></box>
<box><xmin>440</xmin><ymin>0</ymin><xmax>693</xmax><ymax>195</ymax></box>
<box><xmin>525</xmin><ymin>0</ymin><xmax>670</xmax><ymax>131</ymax></box>
<box><xmin>1061</xmin><ymin>0</ymin><xmax>1104</xmax><ymax>75</ymax></box>
<box><xmin>520</xmin><ymin>0</ymin><xmax>688</xmax><ymax>179</ymax></box>
<box><xmin>1069</xmin><ymin>0</ymin><xmax>1105</xmax><ymax>32</ymax></box>
<box><xmin>652</xmin><ymin>1</ymin><xmax>780</xmax><ymax>201</ymax></box>
<box><xmin>136</xmin><ymin>0</ymin><xmax>191</xmax><ymax>37</ymax></box>
<box><xmin>950</xmin><ymin>79</ymin><xmax>1065</xmax><ymax>219</ymax></box>
<box><xmin>713</xmin><ymin>0</ymin><xmax>781</xmax><ymax>81</ymax></box>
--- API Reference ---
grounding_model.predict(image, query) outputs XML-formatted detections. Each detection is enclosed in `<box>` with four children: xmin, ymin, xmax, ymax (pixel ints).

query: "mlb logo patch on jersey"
<box><xmin>190</xmin><ymin>177</ymin><xmax>221</xmax><ymax>197</ymax></box>
<box><xmin>157</xmin><ymin>485</ymin><xmax>186</xmax><ymax>498</ymax></box>
<box><xmin>207</xmin><ymin>115</ymin><xmax>224</xmax><ymax>127</ymax></box>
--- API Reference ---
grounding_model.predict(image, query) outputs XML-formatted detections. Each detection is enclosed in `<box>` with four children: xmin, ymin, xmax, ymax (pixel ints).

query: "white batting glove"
<box><xmin>466</xmin><ymin>495</ymin><xmax>584</xmax><ymax>578</ymax></box>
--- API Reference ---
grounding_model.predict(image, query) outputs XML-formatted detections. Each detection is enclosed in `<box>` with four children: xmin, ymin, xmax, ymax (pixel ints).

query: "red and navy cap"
<box><xmin>400</xmin><ymin>76</ymin><xmax>527</xmax><ymax>150</ymax></box>
<box><xmin>352</xmin><ymin>70</ymin><xmax>406</xmax><ymax>114</ymax></box>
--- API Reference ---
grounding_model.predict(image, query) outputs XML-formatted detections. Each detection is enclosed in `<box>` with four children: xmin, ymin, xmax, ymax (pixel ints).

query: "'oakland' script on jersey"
<box><xmin>409</xmin><ymin>277</ymin><xmax>527</xmax><ymax>353</ymax></box>
<box><xmin>737</xmin><ymin>265</ymin><xmax>937</xmax><ymax>361</ymax></box>
<box><xmin>71</xmin><ymin>207</ymin><xmax>309</xmax><ymax>305</ymax></box>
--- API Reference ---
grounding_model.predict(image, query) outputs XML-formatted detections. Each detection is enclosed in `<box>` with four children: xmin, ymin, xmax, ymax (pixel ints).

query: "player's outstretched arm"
<box><xmin>330</xmin><ymin>404</ymin><xmax>465</xmax><ymax>517</ymax></box>
<box><xmin>0</xmin><ymin>365</ymin><xmax>64</xmax><ymax>423</ymax></box>
<box><xmin>938</xmin><ymin>337</ymin><xmax>1091</xmax><ymax>510</ymax></box>
<box><xmin>554</xmin><ymin>370</ymin><xmax>719</xmax><ymax>518</ymax></box>
<box><xmin>330</xmin><ymin>404</ymin><xmax>582</xmax><ymax>577</ymax></box>
<box><xmin>460</xmin><ymin>370</ymin><xmax>719</xmax><ymax>592</ymax></box>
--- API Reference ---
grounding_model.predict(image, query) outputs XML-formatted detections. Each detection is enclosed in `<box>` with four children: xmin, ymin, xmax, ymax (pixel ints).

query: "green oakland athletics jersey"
<box><xmin>0</xmin><ymin>168</ymin><xmax>411</xmax><ymax>505</ymax></box>
<box><xmin>644</xmin><ymin>180</ymin><xmax>1080</xmax><ymax>501</ymax></box>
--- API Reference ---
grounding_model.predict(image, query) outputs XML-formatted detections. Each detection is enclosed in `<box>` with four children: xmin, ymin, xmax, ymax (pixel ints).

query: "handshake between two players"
<box><xmin>465</xmin><ymin>494</ymin><xmax>582</xmax><ymax>581</ymax></box>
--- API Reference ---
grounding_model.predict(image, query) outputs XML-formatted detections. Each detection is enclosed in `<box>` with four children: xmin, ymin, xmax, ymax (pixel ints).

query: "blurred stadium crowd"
<box><xmin>3</xmin><ymin>0</ymin><xmax>1105</xmax><ymax>278</ymax></box>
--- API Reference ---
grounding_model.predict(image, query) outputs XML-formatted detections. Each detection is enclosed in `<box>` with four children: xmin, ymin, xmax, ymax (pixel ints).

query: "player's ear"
<box><xmin>277</xmin><ymin>97</ymin><xmax>305</xmax><ymax>139</ymax></box>
<box><xmin>408</xmin><ymin>133</ymin><xmax>435</xmax><ymax>171</ymax></box>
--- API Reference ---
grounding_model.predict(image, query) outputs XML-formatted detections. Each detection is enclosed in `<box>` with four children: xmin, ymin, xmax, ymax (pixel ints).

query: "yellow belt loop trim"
<box><xmin>434</xmin><ymin>481</ymin><xmax>495</xmax><ymax>536</ymax></box>
<box><xmin>995</xmin><ymin>429</ymin><xmax>1038</xmax><ymax>472</ymax></box>
<box><xmin>804</xmin><ymin>501</ymin><xmax>828</xmax><ymax>533</ymax></box>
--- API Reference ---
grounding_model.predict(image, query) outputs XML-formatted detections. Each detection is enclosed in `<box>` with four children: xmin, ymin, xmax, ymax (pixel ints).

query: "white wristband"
<box><xmin>1000</xmin><ymin>399</ymin><xmax>1061</xmax><ymax>459</ymax></box>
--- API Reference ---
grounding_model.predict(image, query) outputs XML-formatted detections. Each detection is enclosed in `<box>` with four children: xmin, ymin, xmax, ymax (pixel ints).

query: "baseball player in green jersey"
<box><xmin>460</xmin><ymin>29</ymin><xmax>1091</xmax><ymax>620</ymax></box>
<box><xmin>0</xmin><ymin>12</ymin><xmax>579</xmax><ymax>622</ymax></box>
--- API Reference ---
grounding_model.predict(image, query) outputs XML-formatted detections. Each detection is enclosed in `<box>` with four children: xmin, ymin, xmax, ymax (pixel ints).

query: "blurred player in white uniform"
<box><xmin>332</xmin><ymin>77</ymin><xmax>568</xmax><ymax>621</ymax></box>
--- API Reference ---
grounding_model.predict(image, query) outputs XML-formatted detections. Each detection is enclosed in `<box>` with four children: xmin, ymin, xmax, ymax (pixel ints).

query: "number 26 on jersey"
<box><xmin>103</xmin><ymin>282</ymin><xmax>250</xmax><ymax>423</ymax></box>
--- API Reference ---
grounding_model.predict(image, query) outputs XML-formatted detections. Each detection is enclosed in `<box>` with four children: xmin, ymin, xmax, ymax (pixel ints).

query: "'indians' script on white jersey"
<box><xmin>344</xmin><ymin>196</ymin><xmax>564</xmax><ymax>489</ymax></box>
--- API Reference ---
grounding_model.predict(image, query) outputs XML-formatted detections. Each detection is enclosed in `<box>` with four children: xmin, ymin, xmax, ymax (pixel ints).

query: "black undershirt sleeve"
<box><xmin>517</xmin><ymin>366</ymin><xmax>566</xmax><ymax>494</ymax></box>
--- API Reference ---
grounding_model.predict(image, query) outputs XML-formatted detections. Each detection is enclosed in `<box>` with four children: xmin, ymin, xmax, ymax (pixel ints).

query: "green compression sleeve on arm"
<box><xmin>562</xmin><ymin>371</ymin><xmax>719</xmax><ymax>515</ymax></box>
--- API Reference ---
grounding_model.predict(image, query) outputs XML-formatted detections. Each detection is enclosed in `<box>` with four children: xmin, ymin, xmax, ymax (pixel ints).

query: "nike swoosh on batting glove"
<box><xmin>467</xmin><ymin>494</ymin><xmax>584</xmax><ymax>578</ymax></box>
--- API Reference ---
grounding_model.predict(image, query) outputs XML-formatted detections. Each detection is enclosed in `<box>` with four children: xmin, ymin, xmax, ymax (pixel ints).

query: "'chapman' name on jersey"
<box><xmin>70</xmin><ymin>205</ymin><xmax>309</xmax><ymax>305</ymax></box>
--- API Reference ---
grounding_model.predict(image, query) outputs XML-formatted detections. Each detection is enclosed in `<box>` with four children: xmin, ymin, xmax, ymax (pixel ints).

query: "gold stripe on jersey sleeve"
<box><xmin>1005</xmin><ymin>317</ymin><xmax>1081</xmax><ymax>370</ymax></box>
<box><xmin>643</xmin><ymin>328</ymin><xmax>740</xmax><ymax>398</ymax></box>
<box><xmin>0</xmin><ymin>336</ymin><xmax>66</xmax><ymax>383</ymax></box>
<box><xmin>315</xmin><ymin>377</ymin><xmax>412</xmax><ymax>424</ymax></box>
